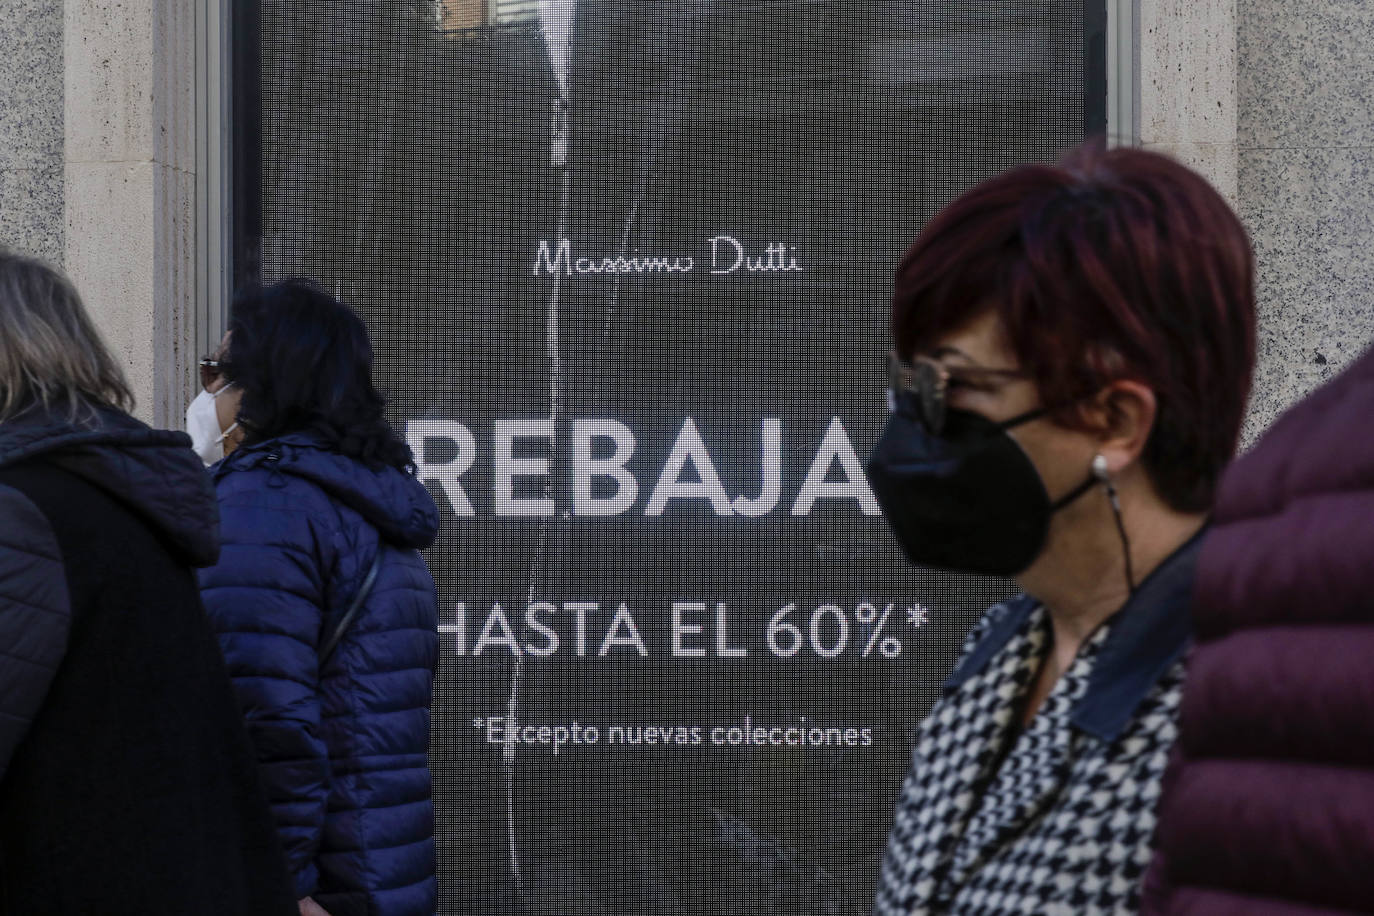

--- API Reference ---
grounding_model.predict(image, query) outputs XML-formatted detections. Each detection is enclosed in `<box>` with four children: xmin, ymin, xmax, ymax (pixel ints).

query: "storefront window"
<box><xmin>248</xmin><ymin>3</ymin><xmax>1102</xmax><ymax>912</ymax></box>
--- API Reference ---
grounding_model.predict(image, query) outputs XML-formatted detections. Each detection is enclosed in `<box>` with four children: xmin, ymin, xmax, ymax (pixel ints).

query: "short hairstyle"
<box><xmin>891</xmin><ymin>141</ymin><xmax>1256</xmax><ymax>512</ymax></box>
<box><xmin>0</xmin><ymin>248</ymin><xmax>133</xmax><ymax>421</ymax></box>
<box><xmin>225</xmin><ymin>279</ymin><xmax>413</xmax><ymax>471</ymax></box>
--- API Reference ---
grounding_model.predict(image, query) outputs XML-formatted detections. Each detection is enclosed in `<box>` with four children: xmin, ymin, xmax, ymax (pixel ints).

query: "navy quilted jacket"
<box><xmin>199</xmin><ymin>433</ymin><xmax>440</xmax><ymax>916</ymax></box>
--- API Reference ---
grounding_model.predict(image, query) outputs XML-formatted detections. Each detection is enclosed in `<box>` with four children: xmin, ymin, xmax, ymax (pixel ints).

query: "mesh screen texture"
<box><xmin>257</xmin><ymin>2</ymin><xmax>1087</xmax><ymax>913</ymax></box>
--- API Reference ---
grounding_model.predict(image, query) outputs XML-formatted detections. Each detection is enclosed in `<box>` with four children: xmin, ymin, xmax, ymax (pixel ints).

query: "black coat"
<box><xmin>0</xmin><ymin>403</ymin><xmax>297</xmax><ymax>916</ymax></box>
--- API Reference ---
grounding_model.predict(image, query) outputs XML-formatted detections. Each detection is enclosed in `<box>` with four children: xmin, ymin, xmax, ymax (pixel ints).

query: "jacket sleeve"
<box><xmin>197</xmin><ymin>482</ymin><xmax>338</xmax><ymax>899</ymax></box>
<box><xmin>0</xmin><ymin>483</ymin><xmax>73</xmax><ymax>782</ymax></box>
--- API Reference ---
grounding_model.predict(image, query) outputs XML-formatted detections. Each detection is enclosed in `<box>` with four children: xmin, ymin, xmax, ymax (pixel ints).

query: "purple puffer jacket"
<box><xmin>1143</xmin><ymin>346</ymin><xmax>1374</xmax><ymax>915</ymax></box>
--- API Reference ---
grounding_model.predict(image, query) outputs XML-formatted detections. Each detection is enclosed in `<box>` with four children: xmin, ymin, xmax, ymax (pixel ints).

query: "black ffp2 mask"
<box><xmin>865</xmin><ymin>402</ymin><xmax>1095</xmax><ymax>577</ymax></box>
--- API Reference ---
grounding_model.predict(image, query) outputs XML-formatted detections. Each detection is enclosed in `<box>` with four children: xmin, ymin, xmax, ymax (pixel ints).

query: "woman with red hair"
<box><xmin>868</xmin><ymin>142</ymin><xmax>1255</xmax><ymax>915</ymax></box>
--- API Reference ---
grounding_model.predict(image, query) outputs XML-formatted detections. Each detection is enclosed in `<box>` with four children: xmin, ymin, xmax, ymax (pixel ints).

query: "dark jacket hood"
<box><xmin>0</xmin><ymin>402</ymin><xmax>220</xmax><ymax>567</ymax></box>
<box><xmin>214</xmin><ymin>433</ymin><xmax>439</xmax><ymax>550</ymax></box>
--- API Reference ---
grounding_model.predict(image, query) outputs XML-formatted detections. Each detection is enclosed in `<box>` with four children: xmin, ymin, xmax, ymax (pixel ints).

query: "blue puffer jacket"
<box><xmin>199</xmin><ymin>434</ymin><xmax>440</xmax><ymax>916</ymax></box>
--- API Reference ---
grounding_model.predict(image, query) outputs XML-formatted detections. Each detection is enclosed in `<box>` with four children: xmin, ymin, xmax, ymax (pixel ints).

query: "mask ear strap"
<box><xmin>1048</xmin><ymin>473</ymin><xmax>1096</xmax><ymax>512</ymax></box>
<box><xmin>995</xmin><ymin>405</ymin><xmax>1050</xmax><ymax>431</ymax></box>
<box><xmin>1093</xmin><ymin>454</ymin><xmax>1136</xmax><ymax>593</ymax></box>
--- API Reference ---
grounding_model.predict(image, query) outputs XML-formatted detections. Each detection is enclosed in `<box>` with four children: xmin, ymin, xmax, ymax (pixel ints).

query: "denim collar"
<box><xmin>943</xmin><ymin>529</ymin><xmax>1204</xmax><ymax>744</ymax></box>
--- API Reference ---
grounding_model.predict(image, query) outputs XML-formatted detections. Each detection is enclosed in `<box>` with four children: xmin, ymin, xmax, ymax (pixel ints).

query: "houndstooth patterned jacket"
<box><xmin>873</xmin><ymin>536</ymin><xmax>1201</xmax><ymax>916</ymax></box>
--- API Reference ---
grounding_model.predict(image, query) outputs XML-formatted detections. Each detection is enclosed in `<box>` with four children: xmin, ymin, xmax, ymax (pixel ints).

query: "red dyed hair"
<box><xmin>891</xmin><ymin>141</ymin><xmax>1256</xmax><ymax>512</ymax></box>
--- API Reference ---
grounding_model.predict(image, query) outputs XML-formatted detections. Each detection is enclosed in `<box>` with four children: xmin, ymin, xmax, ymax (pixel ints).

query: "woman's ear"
<box><xmin>1092</xmin><ymin>380</ymin><xmax>1157</xmax><ymax>475</ymax></box>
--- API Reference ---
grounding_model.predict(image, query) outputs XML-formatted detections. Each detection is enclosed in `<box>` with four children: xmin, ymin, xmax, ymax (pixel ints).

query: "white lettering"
<box><xmin>494</xmin><ymin>419</ymin><xmax>555</xmax><ymax>517</ymax></box>
<box><xmin>405</xmin><ymin>419</ymin><xmax>477</xmax><ymax>516</ymax></box>
<box><xmin>538</xmin><ymin>239</ymin><xmax>694</xmax><ymax>276</ymax></box>
<box><xmin>472</xmin><ymin>603</ymin><xmax>521</xmax><ymax>656</ymax></box>
<box><xmin>408</xmin><ymin>416</ymin><xmax>875</xmax><ymax>518</ymax></box>
<box><xmin>792</xmin><ymin>417</ymin><xmax>881</xmax><ymax>515</ymax></box>
<box><xmin>708</xmin><ymin>234</ymin><xmax>745</xmax><ymax>274</ymax></box>
<box><xmin>671</xmin><ymin>601</ymin><xmax>707</xmax><ymax>657</ymax></box>
<box><xmin>533</xmin><ymin>238</ymin><xmax>571</xmax><ymax>277</ymax></box>
<box><xmin>537</xmin><ymin>236</ymin><xmax>798</xmax><ymax>279</ymax></box>
<box><xmin>731</xmin><ymin>418</ymin><xmax>782</xmax><ymax>516</ymax></box>
<box><xmin>523</xmin><ymin>602</ymin><xmax>559</xmax><ymax>656</ymax></box>
<box><xmin>715</xmin><ymin>601</ymin><xmax>747</xmax><ymax>658</ymax></box>
<box><xmin>708</xmin><ymin>235</ymin><xmax>802</xmax><ymax>274</ymax></box>
<box><xmin>573</xmin><ymin>419</ymin><xmax>638</xmax><ymax>516</ymax></box>
<box><xmin>566</xmin><ymin>601</ymin><xmax>596</xmax><ymax>657</ymax></box>
<box><xmin>599</xmin><ymin>603</ymin><xmax>648</xmax><ymax>656</ymax></box>
<box><xmin>644</xmin><ymin>418</ymin><xmax>734</xmax><ymax>516</ymax></box>
<box><xmin>451</xmin><ymin>602</ymin><xmax>466</xmax><ymax>654</ymax></box>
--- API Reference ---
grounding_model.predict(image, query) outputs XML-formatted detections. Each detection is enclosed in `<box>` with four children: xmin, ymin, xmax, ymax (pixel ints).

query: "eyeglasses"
<box><xmin>887</xmin><ymin>350</ymin><xmax>1026</xmax><ymax>435</ymax></box>
<box><xmin>198</xmin><ymin>357</ymin><xmax>224</xmax><ymax>390</ymax></box>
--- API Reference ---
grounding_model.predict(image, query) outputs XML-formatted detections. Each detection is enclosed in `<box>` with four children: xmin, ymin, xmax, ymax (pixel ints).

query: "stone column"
<box><xmin>64</xmin><ymin>0</ymin><xmax>196</xmax><ymax>427</ymax></box>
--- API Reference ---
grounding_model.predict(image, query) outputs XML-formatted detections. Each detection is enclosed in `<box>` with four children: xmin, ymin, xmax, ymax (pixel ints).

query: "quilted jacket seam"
<box><xmin>0</xmin><ymin>591</ymin><xmax>68</xmax><ymax>619</ymax></box>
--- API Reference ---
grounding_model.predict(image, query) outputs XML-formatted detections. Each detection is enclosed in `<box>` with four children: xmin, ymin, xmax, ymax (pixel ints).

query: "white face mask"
<box><xmin>185</xmin><ymin>383</ymin><xmax>239</xmax><ymax>467</ymax></box>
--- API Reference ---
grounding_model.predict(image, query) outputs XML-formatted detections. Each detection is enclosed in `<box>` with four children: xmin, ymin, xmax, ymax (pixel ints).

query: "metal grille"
<box><xmin>253</xmin><ymin>2</ymin><xmax>1094</xmax><ymax>913</ymax></box>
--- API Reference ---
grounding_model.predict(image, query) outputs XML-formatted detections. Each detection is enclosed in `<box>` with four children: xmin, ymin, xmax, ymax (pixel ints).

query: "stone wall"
<box><xmin>0</xmin><ymin>1</ymin><xmax>65</xmax><ymax>264</ymax></box>
<box><xmin>1238</xmin><ymin>0</ymin><xmax>1374</xmax><ymax>438</ymax></box>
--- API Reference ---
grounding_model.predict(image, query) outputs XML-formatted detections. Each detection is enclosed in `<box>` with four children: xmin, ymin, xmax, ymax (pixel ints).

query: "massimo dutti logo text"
<box><xmin>533</xmin><ymin>235</ymin><xmax>803</xmax><ymax>277</ymax></box>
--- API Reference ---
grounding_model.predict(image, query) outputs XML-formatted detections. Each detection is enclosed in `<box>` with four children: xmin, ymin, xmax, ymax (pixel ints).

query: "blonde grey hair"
<box><xmin>0</xmin><ymin>248</ymin><xmax>133</xmax><ymax>421</ymax></box>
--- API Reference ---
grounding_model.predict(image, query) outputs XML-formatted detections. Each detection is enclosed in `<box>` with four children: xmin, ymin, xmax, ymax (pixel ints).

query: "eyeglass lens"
<box><xmin>911</xmin><ymin>359</ymin><xmax>946</xmax><ymax>435</ymax></box>
<box><xmin>888</xmin><ymin>353</ymin><xmax>947</xmax><ymax>435</ymax></box>
<box><xmin>199</xmin><ymin>358</ymin><xmax>220</xmax><ymax>390</ymax></box>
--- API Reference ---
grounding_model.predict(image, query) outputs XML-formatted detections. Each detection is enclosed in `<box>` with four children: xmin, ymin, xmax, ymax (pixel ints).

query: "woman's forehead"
<box><xmin>922</xmin><ymin>309</ymin><xmax>1016</xmax><ymax>368</ymax></box>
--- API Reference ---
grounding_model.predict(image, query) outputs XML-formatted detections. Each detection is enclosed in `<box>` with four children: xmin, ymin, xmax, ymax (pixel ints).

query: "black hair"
<box><xmin>225</xmin><ymin>279</ymin><xmax>413</xmax><ymax>471</ymax></box>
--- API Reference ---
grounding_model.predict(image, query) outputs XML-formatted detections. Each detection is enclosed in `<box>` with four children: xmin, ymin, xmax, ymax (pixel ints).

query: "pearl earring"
<box><xmin>1092</xmin><ymin>452</ymin><xmax>1136</xmax><ymax>593</ymax></box>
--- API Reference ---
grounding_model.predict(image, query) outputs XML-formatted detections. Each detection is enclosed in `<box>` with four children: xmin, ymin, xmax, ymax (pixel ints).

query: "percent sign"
<box><xmin>855</xmin><ymin>602</ymin><xmax>903</xmax><ymax>659</ymax></box>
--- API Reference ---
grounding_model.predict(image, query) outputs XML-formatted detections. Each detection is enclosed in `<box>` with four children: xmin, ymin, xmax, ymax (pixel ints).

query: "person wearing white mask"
<box><xmin>186</xmin><ymin>335</ymin><xmax>245</xmax><ymax>466</ymax></box>
<box><xmin>196</xmin><ymin>279</ymin><xmax>440</xmax><ymax>916</ymax></box>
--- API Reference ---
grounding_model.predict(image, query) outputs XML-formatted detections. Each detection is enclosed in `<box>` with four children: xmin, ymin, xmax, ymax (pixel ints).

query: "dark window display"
<box><xmin>248</xmin><ymin>2</ymin><xmax>1100</xmax><ymax>912</ymax></box>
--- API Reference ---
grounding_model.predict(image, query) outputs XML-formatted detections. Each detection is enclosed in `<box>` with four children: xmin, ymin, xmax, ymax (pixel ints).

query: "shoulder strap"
<box><xmin>319</xmin><ymin>548</ymin><xmax>384</xmax><ymax>663</ymax></box>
